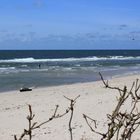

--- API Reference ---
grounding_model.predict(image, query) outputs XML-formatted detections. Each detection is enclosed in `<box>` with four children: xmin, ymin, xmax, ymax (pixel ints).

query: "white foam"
<box><xmin>0</xmin><ymin>67</ymin><xmax>16</xmax><ymax>70</ymax></box>
<box><xmin>0</xmin><ymin>56</ymin><xmax>140</xmax><ymax>63</ymax></box>
<box><xmin>0</xmin><ymin>67</ymin><xmax>18</xmax><ymax>74</ymax></box>
<box><xmin>21</xmin><ymin>64</ymin><xmax>28</xmax><ymax>67</ymax></box>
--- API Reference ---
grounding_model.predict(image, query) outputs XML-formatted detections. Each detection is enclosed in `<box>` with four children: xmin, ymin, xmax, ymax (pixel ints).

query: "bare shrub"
<box><xmin>83</xmin><ymin>73</ymin><xmax>140</xmax><ymax>140</ymax></box>
<box><xmin>14</xmin><ymin>95</ymin><xmax>80</xmax><ymax>140</ymax></box>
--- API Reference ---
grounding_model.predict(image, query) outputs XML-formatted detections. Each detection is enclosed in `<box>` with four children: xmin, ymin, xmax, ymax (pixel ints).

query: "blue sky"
<box><xmin>0</xmin><ymin>0</ymin><xmax>140</xmax><ymax>49</ymax></box>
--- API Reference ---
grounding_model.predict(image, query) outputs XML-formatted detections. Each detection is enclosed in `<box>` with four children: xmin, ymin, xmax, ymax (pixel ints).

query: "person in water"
<box><xmin>38</xmin><ymin>64</ymin><xmax>41</xmax><ymax>69</ymax></box>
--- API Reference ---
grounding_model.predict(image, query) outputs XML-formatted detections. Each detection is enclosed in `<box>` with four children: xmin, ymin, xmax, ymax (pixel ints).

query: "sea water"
<box><xmin>0</xmin><ymin>50</ymin><xmax>140</xmax><ymax>92</ymax></box>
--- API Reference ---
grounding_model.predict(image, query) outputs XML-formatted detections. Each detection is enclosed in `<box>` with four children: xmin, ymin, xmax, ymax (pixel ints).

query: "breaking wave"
<box><xmin>0</xmin><ymin>56</ymin><xmax>140</xmax><ymax>63</ymax></box>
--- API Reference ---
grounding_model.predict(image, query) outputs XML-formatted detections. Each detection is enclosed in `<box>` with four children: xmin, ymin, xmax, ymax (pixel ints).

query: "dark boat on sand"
<box><xmin>20</xmin><ymin>87</ymin><xmax>32</xmax><ymax>92</ymax></box>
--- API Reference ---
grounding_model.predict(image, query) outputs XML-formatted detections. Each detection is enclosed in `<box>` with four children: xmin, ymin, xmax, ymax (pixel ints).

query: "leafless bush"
<box><xmin>14</xmin><ymin>73</ymin><xmax>140</xmax><ymax>140</ymax></box>
<box><xmin>83</xmin><ymin>73</ymin><xmax>140</xmax><ymax>140</ymax></box>
<box><xmin>14</xmin><ymin>95</ymin><xmax>80</xmax><ymax>140</ymax></box>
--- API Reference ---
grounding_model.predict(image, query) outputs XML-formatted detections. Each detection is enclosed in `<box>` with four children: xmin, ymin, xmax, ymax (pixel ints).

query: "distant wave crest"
<box><xmin>0</xmin><ymin>56</ymin><xmax>140</xmax><ymax>63</ymax></box>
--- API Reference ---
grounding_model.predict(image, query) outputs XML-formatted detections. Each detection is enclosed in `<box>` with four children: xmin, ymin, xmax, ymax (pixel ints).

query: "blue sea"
<box><xmin>0</xmin><ymin>50</ymin><xmax>140</xmax><ymax>92</ymax></box>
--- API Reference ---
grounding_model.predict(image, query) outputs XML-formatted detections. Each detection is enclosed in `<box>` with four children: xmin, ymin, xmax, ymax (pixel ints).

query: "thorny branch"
<box><xmin>84</xmin><ymin>73</ymin><xmax>140</xmax><ymax>140</ymax></box>
<box><xmin>83</xmin><ymin>114</ymin><xmax>106</xmax><ymax>139</ymax></box>
<box><xmin>64</xmin><ymin>95</ymin><xmax>80</xmax><ymax>140</ymax></box>
<box><xmin>14</xmin><ymin>104</ymin><xmax>59</xmax><ymax>140</ymax></box>
<box><xmin>14</xmin><ymin>95</ymin><xmax>80</xmax><ymax>140</ymax></box>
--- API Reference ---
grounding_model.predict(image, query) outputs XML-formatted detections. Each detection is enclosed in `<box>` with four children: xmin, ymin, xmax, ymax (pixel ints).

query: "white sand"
<box><xmin>0</xmin><ymin>74</ymin><xmax>140</xmax><ymax>140</ymax></box>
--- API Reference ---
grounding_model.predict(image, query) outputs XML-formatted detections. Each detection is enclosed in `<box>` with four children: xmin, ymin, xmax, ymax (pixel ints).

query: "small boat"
<box><xmin>20</xmin><ymin>87</ymin><xmax>32</xmax><ymax>92</ymax></box>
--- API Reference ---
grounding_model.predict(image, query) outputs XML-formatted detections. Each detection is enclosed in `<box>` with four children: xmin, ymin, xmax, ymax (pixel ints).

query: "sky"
<box><xmin>0</xmin><ymin>0</ymin><xmax>140</xmax><ymax>49</ymax></box>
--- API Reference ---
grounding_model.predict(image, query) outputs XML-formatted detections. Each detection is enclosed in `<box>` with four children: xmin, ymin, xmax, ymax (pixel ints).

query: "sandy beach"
<box><xmin>0</xmin><ymin>74</ymin><xmax>140</xmax><ymax>140</ymax></box>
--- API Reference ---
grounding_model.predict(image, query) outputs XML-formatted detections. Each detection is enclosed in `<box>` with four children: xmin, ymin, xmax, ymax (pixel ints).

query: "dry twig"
<box><xmin>64</xmin><ymin>95</ymin><xmax>80</xmax><ymax>140</ymax></box>
<box><xmin>14</xmin><ymin>95</ymin><xmax>80</xmax><ymax>140</ymax></box>
<box><xmin>84</xmin><ymin>73</ymin><xmax>140</xmax><ymax>140</ymax></box>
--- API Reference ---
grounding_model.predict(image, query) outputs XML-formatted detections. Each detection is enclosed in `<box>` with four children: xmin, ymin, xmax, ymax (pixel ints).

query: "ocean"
<box><xmin>0</xmin><ymin>50</ymin><xmax>140</xmax><ymax>92</ymax></box>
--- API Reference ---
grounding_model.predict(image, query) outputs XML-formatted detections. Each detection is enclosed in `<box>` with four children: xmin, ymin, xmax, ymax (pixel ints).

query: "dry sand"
<box><xmin>0</xmin><ymin>74</ymin><xmax>140</xmax><ymax>140</ymax></box>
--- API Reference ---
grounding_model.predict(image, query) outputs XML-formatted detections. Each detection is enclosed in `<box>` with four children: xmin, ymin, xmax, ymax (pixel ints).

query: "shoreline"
<box><xmin>0</xmin><ymin>74</ymin><xmax>140</xmax><ymax>139</ymax></box>
<box><xmin>0</xmin><ymin>72</ymin><xmax>140</xmax><ymax>94</ymax></box>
